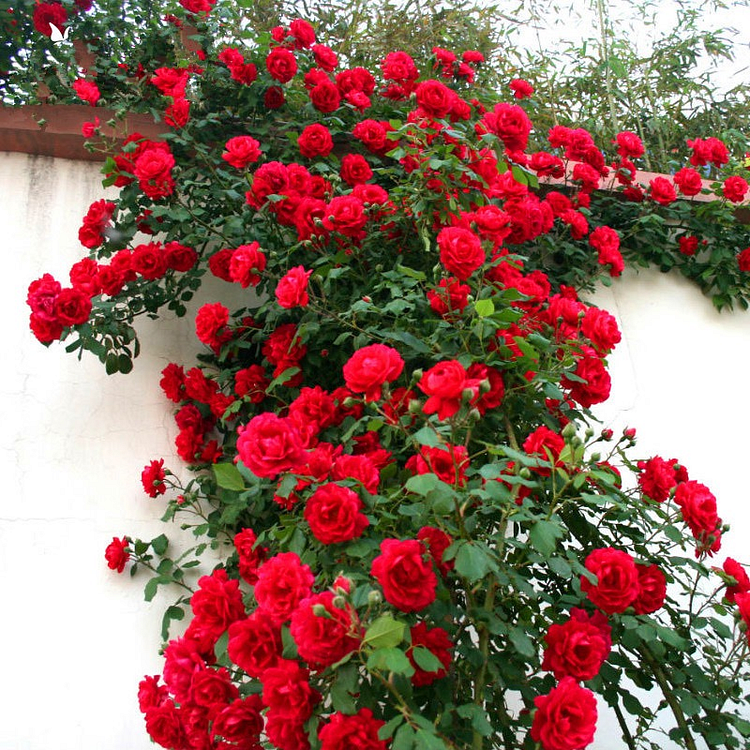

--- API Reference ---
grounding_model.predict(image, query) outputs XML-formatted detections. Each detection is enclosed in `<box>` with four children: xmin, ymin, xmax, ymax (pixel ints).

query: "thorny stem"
<box><xmin>472</xmin><ymin>581</ymin><xmax>497</xmax><ymax>750</ymax></box>
<box><xmin>612</xmin><ymin>699</ymin><xmax>638</xmax><ymax>750</ymax></box>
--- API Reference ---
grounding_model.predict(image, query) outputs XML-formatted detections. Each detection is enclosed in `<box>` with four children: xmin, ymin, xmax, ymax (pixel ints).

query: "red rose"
<box><xmin>227</xmin><ymin>611</ymin><xmax>283</xmax><ymax>678</ymax></box>
<box><xmin>234</xmin><ymin>364</ymin><xmax>269</xmax><ymax>403</ymax></box>
<box><xmin>723</xmin><ymin>558</ymin><xmax>750</xmax><ymax>603</ymax></box>
<box><xmin>530</xmin><ymin>677</ymin><xmax>598</xmax><ymax>750</ymax></box>
<box><xmin>275</xmin><ymin>265</ymin><xmax>313</xmax><ymax>309</ymax></box>
<box><xmin>648</xmin><ymin>176</ymin><xmax>676</xmax><ymax>206</ymax></box>
<box><xmin>104</xmin><ymin>536</ymin><xmax>129</xmax><ymax>573</ymax></box>
<box><xmin>523</xmin><ymin>426</ymin><xmax>564</xmax><ymax>476</ymax></box>
<box><xmin>437</xmin><ymin>226</ymin><xmax>485</xmax><ymax>280</ymax></box>
<box><xmin>141</xmin><ymin>459</ymin><xmax>167</xmax><ymax>497</ymax></box>
<box><xmin>190</xmin><ymin>569</ymin><xmax>245</xmax><ymax>644</ymax></box>
<box><xmin>319</xmin><ymin>708</ymin><xmax>387</xmax><ymax>750</ymax></box>
<box><xmin>614</xmin><ymin>130</ymin><xmax>644</xmax><ymax>158</ymax></box>
<box><xmin>290</xmin><ymin>591</ymin><xmax>361</xmax><ymax>667</ymax></box>
<box><xmin>261</xmin><ymin>660</ymin><xmax>320</xmax><ymax>720</ymax></box>
<box><xmin>632</xmin><ymin>563</ymin><xmax>667</xmax><ymax>614</ymax></box>
<box><xmin>309</xmin><ymin>80</ymin><xmax>341</xmax><ymax>112</ymax></box>
<box><xmin>481</xmin><ymin>102</ymin><xmax>532</xmax><ymax>152</ymax></box>
<box><xmin>144</xmin><ymin>701</ymin><xmax>186</xmax><ymax>750</ymax></box>
<box><xmin>195</xmin><ymin>302</ymin><xmax>231</xmax><ymax>351</ymax></box>
<box><xmin>254</xmin><ymin>552</ymin><xmax>315</xmax><ymax>625</ymax></box>
<box><xmin>407</xmin><ymin>444</ymin><xmax>469</xmax><ymax>486</ymax></box>
<box><xmin>33</xmin><ymin>2</ymin><xmax>67</xmax><ymax>36</ymax></box>
<box><xmin>581</xmin><ymin>307</ymin><xmax>621</xmax><ymax>354</ymax></box>
<box><xmin>673</xmin><ymin>167</ymin><xmax>703</xmax><ymax>196</ymax></box>
<box><xmin>417</xmin><ymin>526</ymin><xmax>454</xmax><ymax>576</ymax></box>
<box><xmin>467</xmin><ymin>362</ymin><xmax>505</xmax><ymax>414</ymax></box>
<box><xmin>233</xmin><ymin>527</ymin><xmax>267</xmax><ymax>584</ymax></box>
<box><xmin>266</xmin><ymin>47</ymin><xmax>298</xmax><ymax>82</ymax></box>
<box><xmin>304</xmin><ymin>482</ymin><xmax>369</xmax><ymax>544</ymax></box>
<box><xmin>581</xmin><ymin>547</ymin><xmax>640</xmax><ymax>614</ymax></box>
<box><xmin>237</xmin><ymin>412</ymin><xmax>305</xmax><ymax>479</ymax></box>
<box><xmin>164</xmin><ymin>241</ymin><xmax>197</xmax><ymax>272</ymax></box>
<box><xmin>427</xmin><ymin>277</ymin><xmax>470</xmax><ymax>319</ymax></box>
<box><xmin>229</xmin><ymin>242</ymin><xmax>266</xmax><ymax>287</ymax></box>
<box><xmin>265</xmin><ymin>711</ymin><xmax>311</xmax><ymax>750</ymax></box>
<box><xmin>674</xmin><ymin>480</ymin><xmax>722</xmax><ymax>551</ymax></box>
<box><xmin>542</xmin><ymin>609</ymin><xmax>611</xmax><ymax>681</ymax></box>
<box><xmin>264</xmin><ymin>85</ymin><xmax>285</xmax><ymax>108</ymax></box>
<box><xmin>563</xmin><ymin>349</ymin><xmax>611</xmax><ymax>408</ymax></box>
<box><xmin>297</xmin><ymin>123</ymin><xmax>333</xmax><ymax>158</ymax></box>
<box><xmin>307</xmin><ymin>42</ymin><xmax>336</xmax><ymax>70</ymax></box>
<box><xmin>188</xmin><ymin>666</ymin><xmax>239</xmax><ymax>715</ymax></box>
<box><xmin>723</xmin><ymin>175</ymin><xmax>748</xmax><ymax>203</ymax></box>
<box><xmin>222</xmin><ymin>135</ymin><xmax>262</xmax><ymax>168</ymax></box>
<box><xmin>738</xmin><ymin>248</ymin><xmax>750</xmax><ymax>272</ymax></box>
<box><xmin>134</xmin><ymin>145</ymin><xmax>175</xmax><ymax>199</ymax></box>
<box><xmin>509</xmin><ymin>78</ymin><xmax>534</xmax><ymax>99</ymax></box>
<box><xmin>210</xmin><ymin>696</ymin><xmax>264</xmax><ymax>747</ymax></box>
<box><xmin>290</xmin><ymin>19</ymin><xmax>316</xmax><ymax>48</ymax></box>
<box><xmin>687</xmin><ymin>136</ymin><xmax>729</xmax><ymax>168</ymax></box>
<box><xmin>418</xmin><ymin>360</ymin><xmax>473</xmax><ymax>420</ymax></box>
<box><xmin>371</xmin><ymin>538</ymin><xmax>438</xmax><ymax>612</ymax></box>
<box><xmin>343</xmin><ymin>343</ymin><xmax>404</xmax><ymax>401</ymax></box>
<box><xmin>340</xmin><ymin>153</ymin><xmax>373</xmax><ymax>186</ymax></box>
<box><xmin>678</xmin><ymin>235</ymin><xmax>699</xmax><ymax>256</ymax></box>
<box><xmin>637</xmin><ymin>456</ymin><xmax>681</xmax><ymax>502</ymax></box>
<box><xmin>382</xmin><ymin>51</ymin><xmax>418</xmax><ymax>83</ymax></box>
<box><xmin>323</xmin><ymin>194</ymin><xmax>368</xmax><ymax>237</ymax></box>
<box><xmin>131</xmin><ymin>241</ymin><xmax>167</xmax><ymax>280</ymax></box>
<box><xmin>151</xmin><ymin>67</ymin><xmax>190</xmax><ymax>97</ymax></box>
<box><xmin>137</xmin><ymin>675</ymin><xmax>169</xmax><ymax>713</ymax></box>
<box><xmin>54</xmin><ymin>287</ymin><xmax>92</xmax><ymax>326</ymax></box>
<box><xmin>407</xmin><ymin>622</ymin><xmax>453</xmax><ymax>686</ymax></box>
<box><xmin>415</xmin><ymin>79</ymin><xmax>456</xmax><ymax>118</ymax></box>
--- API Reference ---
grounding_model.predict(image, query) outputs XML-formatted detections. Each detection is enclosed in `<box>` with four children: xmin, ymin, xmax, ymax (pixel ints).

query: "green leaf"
<box><xmin>144</xmin><ymin>577</ymin><xmax>159</xmax><ymax>602</ymax></box>
<box><xmin>213</xmin><ymin>462</ymin><xmax>246</xmax><ymax>491</ymax></box>
<box><xmin>405</xmin><ymin>473</ymin><xmax>443</xmax><ymax>496</ymax></box>
<box><xmin>379</xmin><ymin>716</ymin><xmax>405</xmax><ymax>741</ymax></box>
<box><xmin>392</xmin><ymin>724</ymin><xmax>416</xmax><ymax>750</ymax></box>
<box><xmin>508</xmin><ymin>626</ymin><xmax>536</xmax><ymax>657</ymax></box>
<box><xmin>415</xmin><ymin>728</ymin><xmax>448</xmax><ymax>750</ymax></box>
<box><xmin>366</xmin><ymin>647</ymin><xmax>414</xmax><ymax>676</ymax></box>
<box><xmin>151</xmin><ymin>533</ymin><xmax>169</xmax><ymax>556</ymax></box>
<box><xmin>454</xmin><ymin>542</ymin><xmax>493</xmax><ymax>583</ymax></box>
<box><xmin>412</xmin><ymin>646</ymin><xmax>443</xmax><ymax>673</ymax></box>
<box><xmin>529</xmin><ymin>520</ymin><xmax>564</xmax><ymax>557</ymax></box>
<box><xmin>330</xmin><ymin>662</ymin><xmax>359</xmax><ymax>713</ymax></box>
<box><xmin>475</xmin><ymin>298</ymin><xmax>495</xmax><ymax>317</ymax></box>
<box><xmin>412</xmin><ymin>426</ymin><xmax>443</xmax><ymax>447</ymax></box>
<box><xmin>364</xmin><ymin>614</ymin><xmax>406</xmax><ymax>649</ymax></box>
<box><xmin>457</xmin><ymin>704</ymin><xmax>493</xmax><ymax>736</ymax></box>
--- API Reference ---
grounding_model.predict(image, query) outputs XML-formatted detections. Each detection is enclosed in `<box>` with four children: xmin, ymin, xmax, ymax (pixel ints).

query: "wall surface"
<box><xmin>2</xmin><ymin>150</ymin><xmax>749</xmax><ymax>749</ymax></box>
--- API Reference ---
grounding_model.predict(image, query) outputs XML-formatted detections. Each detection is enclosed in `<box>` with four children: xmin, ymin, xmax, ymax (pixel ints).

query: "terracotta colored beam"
<box><xmin>0</xmin><ymin>104</ymin><xmax>167</xmax><ymax>162</ymax></box>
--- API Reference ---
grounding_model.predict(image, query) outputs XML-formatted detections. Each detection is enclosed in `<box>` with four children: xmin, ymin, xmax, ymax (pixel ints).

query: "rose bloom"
<box><xmin>266</xmin><ymin>47</ymin><xmax>298</xmax><ymax>83</ymax></box>
<box><xmin>648</xmin><ymin>176</ymin><xmax>677</xmax><ymax>206</ymax></box>
<box><xmin>614</xmin><ymin>130</ymin><xmax>644</xmax><ymax>158</ymax></box>
<box><xmin>190</xmin><ymin>569</ymin><xmax>245</xmax><ymax>645</ymax></box>
<box><xmin>144</xmin><ymin>701</ymin><xmax>186</xmax><ymax>750</ymax></box>
<box><xmin>417</xmin><ymin>526</ymin><xmax>454</xmax><ymax>576</ymax></box>
<box><xmin>343</xmin><ymin>343</ymin><xmax>404</xmax><ymax>401</ymax></box>
<box><xmin>261</xmin><ymin>660</ymin><xmax>320</xmax><ymax>720</ymax></box>
<box><xmin>309</xmin><ymin>80</ymin><xmax>341</xmax><ymax>112</ymax></box>
<box><xmin>530</xmin><ymin>676</ymin><xmax>598</xmax><ymax>750</ymax></box>
<box><xmin>542</xmin><ymin>609</ymin><xmax>611</xmax><ymax>681</ymax></box>
<box><xmin>195</xmin><ymin>302</ymin><xmax>231</xmax><ymax>351</ymax></box>
<box><xmin>264</xmin><ymin>85</ymin><xmax>286</xmax><ymax>109</ymax></box>
<box><xmin>165</xmin><ymin>99</ymin><xmax>190</xmax><ymax>129</ymax></box>
<box><xmin>738</xmin><ymin>248</ymin><xmax>750</xmax><ymax>272</ymax></box>
<box><xmin>687</xmin><ymin>136</ymin><xmax>729</xmax><ymax>168</ymax></box>
<box><xmin>679</xmin><ymin>235</ymin><xmax>699</xmax><ymax>256</ymax></box>
<box><xmin>54</xmin><ymin>287</ymin><xmax>92</xmax><ymax>326</ymax></box>
<box><xmin>233</xmin><ymin>527</ymin><xmax>267</xmax><ymax>584</ymax></box>
<box><xmin>105</xmin><ymin>536</ymin><xmax>129</xmax><ymax>573</ymax></box>
<box><xmin>437</xmin><ymin>226</ymin><xmax>485</xmax><ymax>280</ymax></box>
<box><xmin>371</xmin><ymin>538</ymin><xmax>438</xmax><ymax>612</ymax></box>
<box><xmin>581</xmin><ymin>307</ymin><xmax>621</xmax><ymax>354</ymax></box>
<box><xmin>581</xmin><ymin>547</ymin><xmax>640</xmax><ymax>614</ymax></box>
<box><xmin>33</xmin><ymin>2</ymin><xmax>67</xmax><ymax>36</ymax></box>
<box><xmin>323</xmin><ymin>194</ymin><xmax>368</xmax><ymax>237</ymax></box>
<box><xmin>723</xmin><ymin>558</ymin><xmax>750</xmax><ymax>603</ymax></box>
<box><xmin>254</xmin><ymin>552</ymin><xmax>315</xmax><ymax>626</ymax></box>
<box><xmin>509</xmin><ymin>78</ymin><xmax>534</xmax><ymax>99</ymax></box>
<box><xmin>229</xmin><ymin>242</ymin><xmax>266</xmax><ymax>287</ymax></box>
<box><xmin>236</xmin><ymin>412</ymin><xmax>305</xmax><ymax>479</ymax></box>
<box><xmin>427</xmin><ymin>277</ymin><xmax>470</xmax><ymax>318</ymax></box>
<box><xmin>563</xmin><ymin>349</ymin><xmax>611</xmax><ymax>408</ymax></box>
<box><xmin>481</xmin><ymin>102</ymin><xmax>533</xmax><ymax>152</ymax></box>
<box><xmin>407</xmin><ymin>444</ymin><xmax>470</xmax><ymax>487</ymax></box>
<box><xmin>674</xmin><ymin>480</ymin><xmax>722</xmax><ymax>549</ymax></box>
<box><xmin>73</xmin><ymin>78</ymin><xmax>100</xmax><ymax>106</ymax></box>
<box><xmin>418</xmin><ymin>360</ymin><xmax>472</xmax><ymax>420</ymax></box>
<box><xmin>673</xmin><ymin>167</ymin><xmax>704</xmax><ymax>196</ymax></box>
<box><xmin>415</xmin><ymin>78</ymin><xmax>456</xmax><ymax>118</ymax></box>
<box><xmin>210</xmin><ymin>696</ymin><xmax>264</xmax><ymax>749</ymax></box>
<box><xmin>227</xmin><ymin>611</ymin><xmax>283</xmax><ymax>678</ymax></box>
<box><xmin>304</xmin><ymin>482</ymin><xmax>369</xmax><ymax>544</ymax></box>
<box><xmin>407</xmin><ymin>622</ymin><xmax>453</xmax><ymax>686</ymax></box>
<box><xmin>313</xmin><ymin>43</ymin><xmax>338</xmax><ymax>71</ymax></box>
<box><xmin>319</xmin><ymin>708</ymin><xmax>386</xmax><ymax>750</ymax></box>
<box><xmin>275</xmin><ymin>265</ymin><xmax>313</xmax><ymax>309</ymax></box>
<box><xmin>222</xmin><ymin>135</ymin><xmax>262</xmax><ymax>168</ymax></box>
<box><xmin>297</xmin><ymin>123</ymin><xmax>334</xmax><ymax>158</ymax></box>
<box><xmin>340</xmin><ymin>153</ymin><xmax>373</xmax><ymax>186</ymax></box>
<box><xmin>723</xmin><ymin>175</ymin><xmax>749</xmax><ymax>203</ymax></box>
<box><xmin>290</xmin><ymin>590</ymin><xmax>361</xmax><ymax>667</ymax></box>
<box><xmin>523</xmin><ymin>425</ymin><xmax>564</xmax><ymax>475</ymax></box>
<box><xmin>637</xmin><ymin>455</ymin><xmax>681</xmax><ymax>502</ymax></box>
<box><xmin>141</xmin><ymin>458</ymin><xmax>167</xmax><ymax>497</ymax></box>
<box><xmin>632</xmin><ymin>563</ymin><xmax>667</xmax><ymax>614</ymax></box>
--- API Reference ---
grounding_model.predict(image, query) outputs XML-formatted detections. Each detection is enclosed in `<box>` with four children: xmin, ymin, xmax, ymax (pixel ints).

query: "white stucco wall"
<box><xmin>2</xmin><ymin>150</ymin><xmax>749</xmax><ymax>749</ymax></box>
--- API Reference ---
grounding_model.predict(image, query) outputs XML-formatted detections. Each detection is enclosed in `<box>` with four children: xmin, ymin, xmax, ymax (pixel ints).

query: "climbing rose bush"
<box><xmin>26</xmin><ymin>5</ymin><xmax>750</xmax><ymax>750</ymax></box>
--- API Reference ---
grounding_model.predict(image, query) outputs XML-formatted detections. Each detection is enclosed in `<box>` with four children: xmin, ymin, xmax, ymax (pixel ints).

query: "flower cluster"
<box><xmin>24</xmin><ymin>6</ymin><xmax>750</xmax><ymax>750</ymax></box>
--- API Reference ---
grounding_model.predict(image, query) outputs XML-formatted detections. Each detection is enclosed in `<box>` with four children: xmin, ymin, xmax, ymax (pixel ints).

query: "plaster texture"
<box><xmin>2</xmin><ymin>151</ymin><xmax>749</xmax><ymax>749</ymax></box>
